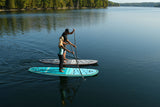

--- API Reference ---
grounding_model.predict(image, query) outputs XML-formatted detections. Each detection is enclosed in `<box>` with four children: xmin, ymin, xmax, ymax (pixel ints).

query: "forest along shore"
<box><xmin>0</xmin><ymin>0</ymin><xmax>108</xmax><ymax>11</ymax></box>
<box><xmin>0</xmin><ymin>0</ymin><xmax>119</xmax><ymax>12</ymax></box>
<box><xmin>0</xmin><ymin>7</ymin><xmax>108</xmax><ymax>12</ymax></box>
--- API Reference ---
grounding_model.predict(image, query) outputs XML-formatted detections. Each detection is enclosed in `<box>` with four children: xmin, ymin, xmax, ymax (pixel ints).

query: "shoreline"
<box><xmin>0</xmin><ymin>7</ymin><xmax>107</xmax><ymax>12</ymax></box>
<box><xmin>0</xmin><ymin>7</ymin><xmax>74</xmax><ymax>12</ymax></box>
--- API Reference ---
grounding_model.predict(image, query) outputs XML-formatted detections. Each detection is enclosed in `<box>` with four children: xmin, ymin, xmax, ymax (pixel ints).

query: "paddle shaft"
<box><xmin>69</xmin><ymin>32</ymin><xmax>85</xmax><ymax>80</ymax></box>
<box><xmin>70</xmin><ymin>44</ymin><xmax>85</xmax><ymax>80</ymax></box>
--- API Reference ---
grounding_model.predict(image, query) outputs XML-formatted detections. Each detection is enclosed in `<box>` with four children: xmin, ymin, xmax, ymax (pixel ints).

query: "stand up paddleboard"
<box><xmin>29</xmin><ymin>67</ymin><xmax>99</xmax><ymax>77</ymax></box>
<box><xmin>39</xmin><ymin>59</ymin><xmax>98</xmax><ymax>65</ymax></box>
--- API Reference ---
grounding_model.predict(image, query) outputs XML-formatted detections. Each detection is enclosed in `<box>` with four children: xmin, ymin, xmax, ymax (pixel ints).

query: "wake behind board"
<box><xmin>39</xmin><ymin>59</ymin><xmax>98</xmax><ymax>65</ymax></box>
<box><xmin>29</xmin><ymin>67</ymin><xmax>99</xmax><ymax>77</ymax></box>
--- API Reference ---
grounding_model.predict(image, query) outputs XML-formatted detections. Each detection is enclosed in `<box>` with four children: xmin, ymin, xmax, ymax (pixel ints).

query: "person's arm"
<box><xmin>61</xmin><ymin>45</ymin><xmax>74</xmax><ymax>54</ymax></box>
<box><xmin>63</xmin><ymin>42</ymin><xmax>68</xmax><ymax>45</ymax></box>
<box><xmin>66</xmin><ymin>40</ymin><xmax>76</xmax><ymax>48</ymax></box>
<box><xmin>68</xmin><ymin>29</ymin><xmax>75</xmax><ymax>34</ymax></box>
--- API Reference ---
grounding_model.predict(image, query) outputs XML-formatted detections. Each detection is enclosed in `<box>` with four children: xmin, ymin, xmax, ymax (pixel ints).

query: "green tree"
<box><xmin>0</xmin><ymin>0</ymin><xmax>6</xmax><ymax>9</ymax></box>
<box><xmin>6</xmin><ymin>0</ymin><xmax>16</xmax><ymax>9</ymax></box>
<box><xmin>66</xmin><ymin>0</ymin><xmax>74</xmax><ymax>7</ymax></box>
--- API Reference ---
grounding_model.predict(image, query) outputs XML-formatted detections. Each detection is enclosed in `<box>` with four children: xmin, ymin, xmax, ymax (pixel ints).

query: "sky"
<box><xmin>110</xmin><ymin>0</ymin><xmax>160</xmax><ymax>3</ymax></box>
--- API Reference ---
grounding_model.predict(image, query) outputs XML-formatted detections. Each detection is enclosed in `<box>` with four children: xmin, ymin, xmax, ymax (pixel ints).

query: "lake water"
<box><xmin>1</xmin><ymin>7</ymin><xmax>160</xmax><ymax>107</ymax></box>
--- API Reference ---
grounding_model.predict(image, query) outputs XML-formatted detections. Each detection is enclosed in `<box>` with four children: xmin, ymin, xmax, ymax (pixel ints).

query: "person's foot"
<box><xmin>60</xmin><ymin>70</ymin><xmax>64</xmax><ymax>72</ymax></box>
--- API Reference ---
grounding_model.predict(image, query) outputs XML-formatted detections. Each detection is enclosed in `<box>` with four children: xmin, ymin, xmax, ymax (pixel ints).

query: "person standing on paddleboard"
<box><xmin>58</xmin><ymin>36</ymin><xmax>74</xmax><ymax>72</ymax></box>
<box><xmin>62</xmin><ymin>28</ymin><xmax>76</xmax><ymax>60</ymax></box>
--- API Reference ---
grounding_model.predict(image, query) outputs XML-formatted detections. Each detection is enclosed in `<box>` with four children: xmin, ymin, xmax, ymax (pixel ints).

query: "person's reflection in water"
<box><xmin>59</xmin><ymin>77</ymin><xmax>82</xmax><ymax>107</ymax></box>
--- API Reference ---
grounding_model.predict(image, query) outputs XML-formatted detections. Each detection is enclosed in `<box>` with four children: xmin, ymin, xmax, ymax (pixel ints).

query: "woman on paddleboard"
<box><xmin>62</xmin><ymin>28</ymin><xmax>76</xmax><ymax>60</ymax></box>
<box><xmin>58</xmin><ymin>36</ymin><xmax>74</xmax><ymax>72</ymax></box>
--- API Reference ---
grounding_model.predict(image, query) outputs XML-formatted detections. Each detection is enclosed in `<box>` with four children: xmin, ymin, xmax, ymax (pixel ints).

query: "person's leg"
<box><xmin>63</xmin><ymin>51</ymin><xmax>66</xmax><ymax>59</ymax></box>
<box><xmin>61</xmin><ymin>54</ymin><xmax>64</xmax><ymax>69</ymax></box>
<box><xmin>63</xmin><ymin>51</ymin><xmax>67</xmax><ymax>62</ymax></box>
<box><xmin>58</xmin><ymin>54</ymin><xmax>64</xmax><ymax>72</ymax></box>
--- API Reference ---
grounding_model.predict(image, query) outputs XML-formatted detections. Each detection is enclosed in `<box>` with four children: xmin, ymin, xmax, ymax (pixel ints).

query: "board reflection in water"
<box><xmin>59</xmin><ymin>77</ymin><xmax>82</xmax><ymax>107</ymax></box>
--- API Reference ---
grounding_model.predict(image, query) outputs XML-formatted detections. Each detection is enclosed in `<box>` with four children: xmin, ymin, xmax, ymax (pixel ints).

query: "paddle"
<box><xmin>70</xmin><ymin>32</ymin><xmax>86</xmax><ymax>80</ymax></box>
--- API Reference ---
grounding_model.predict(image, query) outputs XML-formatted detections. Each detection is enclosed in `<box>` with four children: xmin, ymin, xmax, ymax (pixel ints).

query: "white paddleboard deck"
<box><xmin>39</xmin><ymin>59</ymin><xmax>98</xmax><ymax>65</ymax></box>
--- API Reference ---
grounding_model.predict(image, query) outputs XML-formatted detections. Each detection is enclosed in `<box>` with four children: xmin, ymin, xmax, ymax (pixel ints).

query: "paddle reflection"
<box><xmin>59</xmin><ymin>77</ymin><xmax>82</xmax><ymax>107</ymax></box>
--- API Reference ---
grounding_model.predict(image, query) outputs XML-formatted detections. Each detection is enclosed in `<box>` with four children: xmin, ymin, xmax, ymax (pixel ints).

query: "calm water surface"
<box><xmin>1</xmin><ymin>7</ymin><xmax>160</xmax><ymax>107</ymax></box>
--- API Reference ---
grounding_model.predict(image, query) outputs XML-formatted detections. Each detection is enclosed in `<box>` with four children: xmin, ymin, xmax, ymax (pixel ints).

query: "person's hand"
<box><xmin>73</xmin><ymin>29</ymin><xmax>75</xmax><ymax>32</ymax></box>
<box><xmin>72</xmin><ymin>51</ymin><xmax>74</xmax><ymax>55</ymax></box>
<box><xmin>73</xmin><ymin>45</ymin><xmax>77</xmax><ymax>48</ymax></box>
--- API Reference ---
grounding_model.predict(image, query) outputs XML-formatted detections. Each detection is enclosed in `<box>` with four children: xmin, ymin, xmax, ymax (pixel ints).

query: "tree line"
<box><xmin>108</xmin><ymin>1</ymin><xmax>119</xmax><ymax>6</ymax></box>
<box><xmin>120</xmin><ymin>2</ymin><xmax>160</xmax><ymax>7</ymax></box>
<box><xmin>0</xmin><ymin>0</ymin><xmax>109</xmax><ymax>9</ymax></box>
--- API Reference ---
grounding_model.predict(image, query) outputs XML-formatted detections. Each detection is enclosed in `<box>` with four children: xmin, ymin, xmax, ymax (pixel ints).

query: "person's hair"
<box><xmin>60</xmin><ymin>36</ymin><xmax>64</xmax><ymax>41</ymax></box>
<box><xmin>65</xmin><ymin>29</ymin><xmax>69</xmax><ymax>34</ymax></box>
